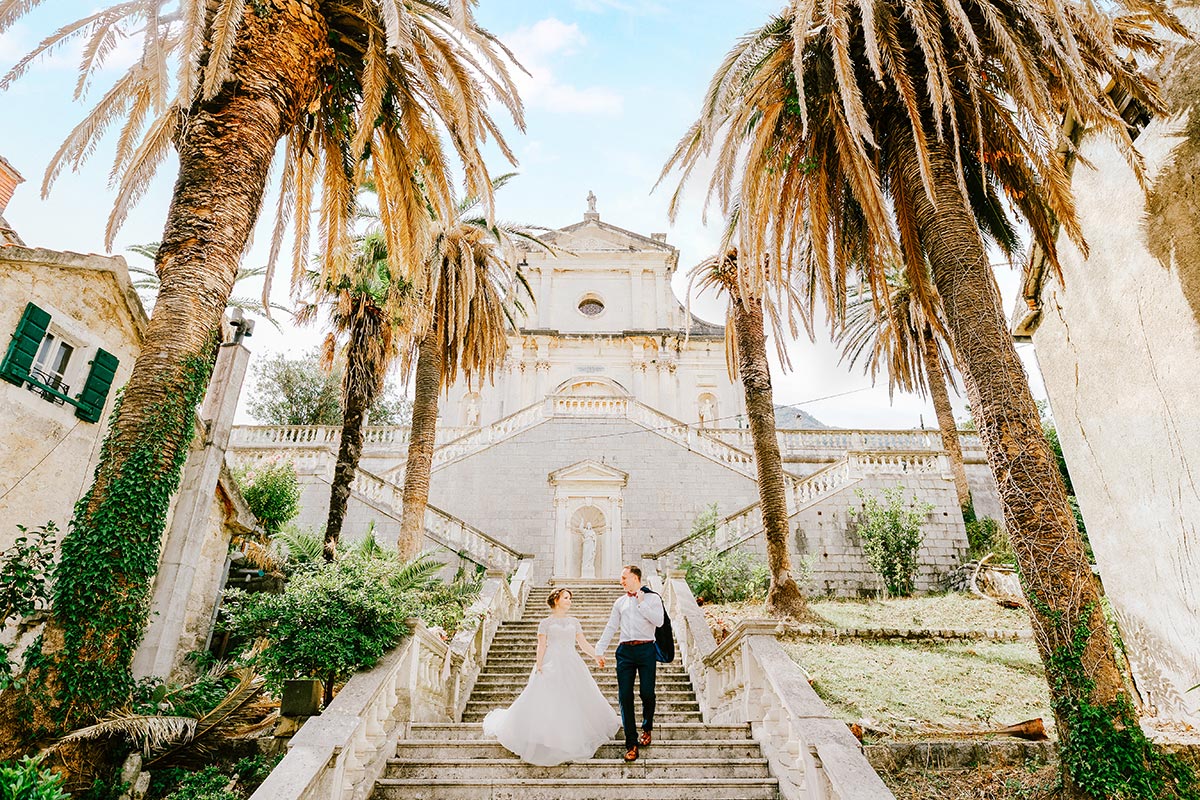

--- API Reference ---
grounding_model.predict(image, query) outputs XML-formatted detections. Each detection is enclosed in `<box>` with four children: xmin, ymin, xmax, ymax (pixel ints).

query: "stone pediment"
<box><xmin>548</xmin><ymin>459</ymin><xmax>629</xmax><ymax>486</ymax></box>
<box><xmin>541</xmin><ymin>219</ymin><xmax>675</xmax><ymax>254</ymax></box>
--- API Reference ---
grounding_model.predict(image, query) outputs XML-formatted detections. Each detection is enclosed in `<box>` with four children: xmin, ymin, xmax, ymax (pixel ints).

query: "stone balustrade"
<box><xmin>663</xmin><ymin>576</ymin><xmax>894</xmax><ymax>800</ymax></box>
<box><xmin>249</xmin><ymin>568</ymin><xmax>529</xmax><ymax>800</ymax></box>
<box><xmin>651</xmin><ymin>449</ymin><xmax>952</xmax><ymax>568</ymax></box>
<box><xmin>229</xmin><ymin>424</ymin><xmax>473</xmax><ymax>451</ymax></box>
<box><xmin>705</xmin><ymin>428</ymin><xmax>985</xmax><ymax>461</ymax></box>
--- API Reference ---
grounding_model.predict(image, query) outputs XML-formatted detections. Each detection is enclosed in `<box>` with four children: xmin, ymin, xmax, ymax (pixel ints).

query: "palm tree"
<box><xmin>836</xmin><ymin>271</ymin><xmax>972</xmax><ymax>517</ymax></box>
<box><xmin>296</xmin><ymin>232</ymin><xmax>404</xmax><ymax>561</ymax></box>
<box><xmin>661</xmin><ymin>2</ymin><xmax>1186</xmax><ymax>794</ymax></box>
<box><xmin>691</xmin><ymin>247</ymin><xmax>808</xmax><ymax>619</ymax></box>
<box><xmin>396</xmin><ymin>182</ymin><xmax>542</xmax><ymax>560</ymax></box>
<box><xmin>127</xmin><ymin>243</ymin><xmax>291</xmax><ymax>328</ymax></box>
<box><xmin>0</xmin><ymin>0</ymin><xmax>522</xmax><ymax>736</ymax></box>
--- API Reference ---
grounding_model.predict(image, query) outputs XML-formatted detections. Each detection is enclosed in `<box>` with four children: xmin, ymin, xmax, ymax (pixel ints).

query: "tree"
<box><xmin>396</xmin><ymin>180</ymin><xmax>542</xmax><ymax>560</ymax></box>
<box><xmin>297</xmin><ymin>232</ymin><xmax>404</xmax><ymax>559</ymax></box>
<box><xmin>0</xmin><ymin>0</ymin><xmax>522</xmax><ymax>744</ymax></box>
<box><xmin>690</xmin><ymin>248</ymin><xmax>808</xmax><ymax>618</ymax></box>
<box><xmin>662</xmin><ymin>2</ymin><xmax>1192</xmax><ymax>795</ymax></box>
<box><xmin>836</xmin><ymin>270</ymin><xmax>973</xmax><ymax>516</ymax></box>
<box><xmin>247</xmin><ymin>351</ymin><xmax>409</xmax><ymax>427</ymax></box>
<box><xmin>126</xmin><ymin>243</ymin><xmax>290</xmax><ymax>327</ymax></box>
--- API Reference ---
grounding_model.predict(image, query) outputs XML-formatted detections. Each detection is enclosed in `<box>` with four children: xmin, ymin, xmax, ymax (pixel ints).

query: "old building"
<box><xmin>232</xmin><ymin>200</ymin><xmax>1001</xmax><ymax>594</ymax></box>
<box><xmin>1012</xmin><ymin>11</ymin><xmax>1200</xmax><ymax>724</ymax></box>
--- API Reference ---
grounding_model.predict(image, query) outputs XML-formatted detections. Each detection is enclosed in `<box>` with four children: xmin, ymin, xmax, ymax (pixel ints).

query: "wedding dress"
<box><xmin>482</xmin><ymin>615</ymin><xmax>621</xmax><ymax>766</ymax></box>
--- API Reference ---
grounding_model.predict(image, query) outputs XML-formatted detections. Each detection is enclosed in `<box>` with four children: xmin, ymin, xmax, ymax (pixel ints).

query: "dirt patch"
<box><xmin>782</xmin><ymin>637</ymin><xmax>1053</xmax><ymax>740</ymax></box>
<box><xmin>811</xmin><ymin>595</ymin><xmax>1032</xmax><ymax>632</ymax></box>
<box><xmin>880</xmin><ymin>763</ymin><xmax>1061</xmax><ymax>799</ymax></box>
<box><xmin>699</xmin><ymin>594</ymin><xmax>1032</xmax><ymax>638</ymax></box>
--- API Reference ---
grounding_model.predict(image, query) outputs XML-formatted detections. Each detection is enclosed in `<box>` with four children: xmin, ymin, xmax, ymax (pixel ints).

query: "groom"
<box><xmin>595</xmin><ymin>564</ymin><xmax>664</xmax><ymax>762</ymax></box>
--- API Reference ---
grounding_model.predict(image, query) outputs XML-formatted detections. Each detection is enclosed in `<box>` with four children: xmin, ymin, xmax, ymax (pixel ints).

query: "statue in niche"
<box><xmin>579</xmin><ymin>522</ymin><xmax>598</xmax><ymax>578</ymax></box>
<box><xmin>465</xmin><ymin>394</ymin><xmax>481</xmax><ymax>427</ymax></box>
<box><xmin>698</xmin><ymin>395</ymin><xmax>716</xmax><ymax>428</ymax></box>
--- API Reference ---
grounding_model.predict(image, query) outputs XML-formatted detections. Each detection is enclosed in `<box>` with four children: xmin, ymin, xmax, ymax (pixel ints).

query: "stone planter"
<box><xmin>281</xmin><ymin>678</ymin><xmax>323</xmax><ymax>717</ymax></box>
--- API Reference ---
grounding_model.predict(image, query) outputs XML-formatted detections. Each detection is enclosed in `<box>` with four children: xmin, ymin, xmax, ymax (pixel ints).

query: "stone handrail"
<box><xmin>250</xmin><ymin>569</ymin><xmax>528</xmax><ymax>800</ymax></box>
<box><xmin>662</xmin><ymin>576</ymin><xmax>894</xmax><ymax>800</ymax></box>
<box><xmin>432</xmin><ymin>401</ymin><xmax>548</xmax><ymax>469</ymax></box>
<box><xmin>705</xmin><ymin>427</ymin><xmax>984</xmax><ymax>461</ymax></box>
<box><xmin>229</xmin><ymin>424</ymin><xmax>473</xmax><ymax>450</ymax></box>
<box><xmin>650</xmin><ymin>449</ymin><xmax>950</xmax><ymax>567</ymax></box>
<box><xmin>231</xmin><ymin>449</ymin><xmax>523</xmax><ymax>573</ymax></box>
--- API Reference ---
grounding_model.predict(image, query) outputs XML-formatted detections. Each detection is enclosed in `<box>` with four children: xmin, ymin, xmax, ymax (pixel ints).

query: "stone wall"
<box><xmin>427</xmin><ymin>417</ymin><xmax>760</xmax><ymax>582</ymax></box>
<box><xmin>1017</xmin><ymin>9</ymin><xmax>1200</xmax><ymax>723</ymax></box>
<box><xmin>0</xmin><ymin>247</ymin><xmax>146</xmax><ymax>550</ymax></box>
<box><xmin>729</xmin><ymin>469</ymin><xmax>969</xmax><ymax>597</ymax></box>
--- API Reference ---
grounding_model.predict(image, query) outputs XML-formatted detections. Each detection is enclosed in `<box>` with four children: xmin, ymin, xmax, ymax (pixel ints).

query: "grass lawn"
<box><xmin>782</xmin><ymin>637</ymin><xmax>1053</xmax><ymax>739</ymax></box>
<box><xmin>810</xmin><ymin>594</ymin><xmax>1032</xmax><ymax>632</ymax></box>
<box><xmin>879</xmin><ymin>764</ymin><xmax>1060</xmax><ymax>799</ymax></box>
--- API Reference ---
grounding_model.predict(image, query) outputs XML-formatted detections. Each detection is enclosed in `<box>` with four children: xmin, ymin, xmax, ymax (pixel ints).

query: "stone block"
<box><xmin>281</xmin><ymin>678</ymin><xmax>323</xmax><ymax>717</ymax></box>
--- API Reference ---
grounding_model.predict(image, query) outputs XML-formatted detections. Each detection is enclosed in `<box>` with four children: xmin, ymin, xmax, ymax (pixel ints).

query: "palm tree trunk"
<box><xmin>324</xmin><ymin>314</ymin><xmax>383</xmax><ymax>560</ymax></box>
<box><xmin>896</xmin><ymin>137</ymin><xmax>1124</xmax><ymax>782</ymax></box>
<box><xmin>920</xmin><ymin>331</ymin><xmax>972</xmax><ymax>516</ymax></box>
<box><xmin>0</xmin><ymin>1</ymin><xmax>330</xmax><ymax>749</ymax></box>
<box><xmin>731</xmin><ymin>295</ymin><xmax>808</xmax><ymax>618</ymax></box>
<box><xmin>398</xmin><ymin>329</ymin><xmax>443</xmax><ymax>560</ymax></box>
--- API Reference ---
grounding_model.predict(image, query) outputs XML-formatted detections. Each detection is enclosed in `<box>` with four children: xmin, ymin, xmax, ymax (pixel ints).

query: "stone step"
<box><xmin>406</xmin><ymin>723</ymin><xmax>752</xmax><ymax>741</ymax></box>
<box><xmin>370</xmin><ymin>778</ymin><xmax>779</xmax><ymax>799</ymax></box>
<box><xmin>466</xmin><ymin>690</ymin><xmax>698</xmax><ymax>705</ymax></box>
<box><xmin>383</xmin><ymin>759</ymin><xmax>773</xmax><ymax>781</ymax></box>
<box><xmin>462</xmin><ymin>710</ymin><xmax>704</xmax><ymax>724</ymax></box>
<box><xmin>392</xmin><ymin>740</ymin><xmax>766</xmax><ymax>761</ymax></box>
<box><xmin>475</xmin><ymin>666</ymin><xmax>689</xmax><ymax>678</ymax></box>
<box><xmin>470</xmin><ymin>677</ymin><xmax>694</xmax><ymax>691</ymax></box>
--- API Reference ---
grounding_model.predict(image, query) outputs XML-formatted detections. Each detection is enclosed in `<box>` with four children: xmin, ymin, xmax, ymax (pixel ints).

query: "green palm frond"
<box><xmin>274</xmin><ymin>527</ymin><xmax>325</xmax><ymax>568</ymax></box>
<box><xmin>390</xmin><ymin>553</ymin><xmax>445</xmax><ymax>593</ymax></box>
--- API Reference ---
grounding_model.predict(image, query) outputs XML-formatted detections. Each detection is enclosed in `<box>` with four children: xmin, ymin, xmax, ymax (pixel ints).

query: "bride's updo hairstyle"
<box><xmin>547</xmin><ymin>588</ymin><xmax>572</xmax><ymax>608</ymax></box>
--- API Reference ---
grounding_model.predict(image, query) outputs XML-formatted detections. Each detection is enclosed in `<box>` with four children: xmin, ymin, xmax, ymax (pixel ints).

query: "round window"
<box><xmin>578</xmin><ymin>297</ymin><xmax>605</xmax><ymax>317</ymax></box>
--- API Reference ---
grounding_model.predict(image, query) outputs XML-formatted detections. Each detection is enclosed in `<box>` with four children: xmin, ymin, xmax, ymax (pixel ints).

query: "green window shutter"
<box><xmin>1</xmin><ymin>302</ymin><xmax>51</xmax><ymax>386</ymax></box>
<box><xmin>75</xmin><ymin>348</ymin><xmax>119</xmax><ymax>423</ymax></box>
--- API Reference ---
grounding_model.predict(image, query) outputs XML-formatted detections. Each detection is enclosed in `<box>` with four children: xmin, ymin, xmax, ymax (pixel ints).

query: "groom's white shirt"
<box><xmin>596</xmin><ymin>589</ymin><xmax>665</xmax><ymax>657</ymax></box>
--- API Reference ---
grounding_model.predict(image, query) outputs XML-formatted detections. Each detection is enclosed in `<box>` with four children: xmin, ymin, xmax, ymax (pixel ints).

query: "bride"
<box><xmin>483</xmin><ymin>588</ymin><xmax>620</xmax><ymax>765</ymax></box>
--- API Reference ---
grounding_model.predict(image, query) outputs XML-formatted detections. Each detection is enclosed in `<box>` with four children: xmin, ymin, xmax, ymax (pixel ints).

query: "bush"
<box><xmin>680</xmin><ymin>506</ymin><xmax>771</xmax><ymax>604</ymax></box>
<box><xmin>0</xmin><ymin>522</ymin><xmax>57</xmax><ymax>683</ymax></box>
<box><xmin>850</xmin><ymin>487</ymin><xmax>932</xmax><ymax>597</ymax></box>
<box><xmin>0</xmin><ymin>755</ymin><xmax>69</xmax><ymax>800</ymax></box>
<box><xmin>233</xmin><ymin>460</ymin><xmax>300</xmax><ymax>534</ymax></box>
<box><xmin>965</xmin><ymin>516</ymin><xmax>1014</xmax><ymax>563</ymax></box>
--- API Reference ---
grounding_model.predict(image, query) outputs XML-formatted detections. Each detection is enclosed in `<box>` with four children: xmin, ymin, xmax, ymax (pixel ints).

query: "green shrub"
<box><xmin>233</xmin><ymin>460</ymin><xmax>301</xmax><ymax>534</ymax></box>
<box><xmin>0</xmin><ymin>755</ymin><xmax>68</xmax><ymax>800</ymax></box>
<box><xmin>0</xmin><ymin>523</ymin><xmax>57</xmax><ymax>683</ymax></box>
<box><xmin>162</xmin><ymin>767</ymin><xmax>238</xmax><ymax>800</ymax></box>
<box><xmin>965</xmin><ymin>516</ymin><xmax>1014</xmax><ymax>563</ymax></box>
<box><xmin>680</xmin><ymin>506</ymin><xmax>771</xmax><ymax>604</ymax></box>
<box><xmin>850</xmin><ymin>487</ymin><xmax>932</xmax><ymax>597</ymax></box>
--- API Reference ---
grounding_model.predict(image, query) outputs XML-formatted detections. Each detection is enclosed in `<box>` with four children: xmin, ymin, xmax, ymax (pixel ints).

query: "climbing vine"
<box><xmin>19</xmin><ymin>342</ymin><xmax>217</xmax><ymax>733</ymax></box>
<box><xmin>1027</xmin><ymin>591</ymin><xmax>1199</xmax><ymax>799</ymax></box>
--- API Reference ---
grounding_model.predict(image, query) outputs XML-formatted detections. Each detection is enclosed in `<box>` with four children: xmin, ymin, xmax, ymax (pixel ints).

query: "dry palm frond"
<box><xmin>237</xmin><ymin>537</ymin><xmax>282</xmax><ymax>572</ymax></box>
<box><xmin>660</xmin><ymin>0</ymin><xmax>1178</xmax><ymax>329</ymax></box>
<box><xmin>57</xmin><ymin>713</ymin><xmax>196</xmax><ymax>756</ymax></box>
<box><xmin>147</xmin><ymin>666</ymin><xmax>266</xmax><ymax>768</ymax></box>
<box><xmin>2</xmin><ymin>0</ymin><xmax>525</xmax><ymax>304</ymax></box>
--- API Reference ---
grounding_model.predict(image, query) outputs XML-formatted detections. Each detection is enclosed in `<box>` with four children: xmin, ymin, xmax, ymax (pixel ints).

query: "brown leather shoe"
<box><xmin>623</xmin><ymin>746</ymin><xmax>639</xmax><ymax>762</ymax></box>
<box><xmin>638</xmin><ymin>731</ymin><xmax>652</xmax><ymax>747</ymax></box>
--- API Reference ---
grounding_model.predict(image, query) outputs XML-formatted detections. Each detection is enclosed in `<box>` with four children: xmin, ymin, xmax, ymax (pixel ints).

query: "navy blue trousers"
<box><xmin>615</xmin><ymin>641</ymin><xmax>657</xmax><ymax>749</ymax></box>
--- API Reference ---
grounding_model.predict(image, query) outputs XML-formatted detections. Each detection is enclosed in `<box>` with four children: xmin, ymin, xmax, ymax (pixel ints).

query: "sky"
<box><xmin>0</xmin><ymin>0</ymin><xmax>1048</xmax><ymax>428</ymax></box>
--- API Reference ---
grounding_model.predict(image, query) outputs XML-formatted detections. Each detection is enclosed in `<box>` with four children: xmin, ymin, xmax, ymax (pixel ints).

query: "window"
<box><xmin>30</xmin><ymin>332</ymin><xmax>75</xmax><ymax>401</ymax></box>
<box><xmin>578</xmin><ymin>296</ymin><xmax>605</xmax><ymax>317</ymax></box>
<box><xmin>2</xmin><ymin>302</ymin><xmax>119</xmax><ymax>422</ymax></box>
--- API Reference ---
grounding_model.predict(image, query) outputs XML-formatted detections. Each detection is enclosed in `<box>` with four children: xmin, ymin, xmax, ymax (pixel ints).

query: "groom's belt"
<box><xmin>620</xmin><ymin>640</ymin><xmax>654</xmax><ymax>646</ymax></box>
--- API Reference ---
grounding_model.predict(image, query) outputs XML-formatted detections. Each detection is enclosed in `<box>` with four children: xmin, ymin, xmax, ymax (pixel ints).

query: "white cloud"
<box><xmin>504</xmin><ymin>18</ymin><xmax>623</xmax><ymax>115</ymax></box>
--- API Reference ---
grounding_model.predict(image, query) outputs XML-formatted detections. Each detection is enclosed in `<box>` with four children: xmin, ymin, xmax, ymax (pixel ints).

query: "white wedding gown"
<box><xmin>482</xmin><ymin>615</ymin><xmax>621</xmax><ymax>766</ymax></box>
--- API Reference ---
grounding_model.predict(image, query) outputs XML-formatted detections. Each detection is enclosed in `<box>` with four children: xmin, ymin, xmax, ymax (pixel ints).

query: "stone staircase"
<box><xmin>370</xmin><ymin>584</ymin><xmax>780</xmax><ymax>799</ymax></box>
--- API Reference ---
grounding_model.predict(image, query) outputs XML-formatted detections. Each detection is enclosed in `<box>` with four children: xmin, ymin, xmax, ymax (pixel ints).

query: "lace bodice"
<box><xmin>538</xmin><ymin>615</ymin><xmax>582</xmax><ymax>649</ymax></box>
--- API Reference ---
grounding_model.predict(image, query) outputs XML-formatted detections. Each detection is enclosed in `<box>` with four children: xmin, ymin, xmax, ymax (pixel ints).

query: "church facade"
<box><xmin>231</xmin><ymin>203</ymin><xmax>999</xmax><ymax>595</ymax></box>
